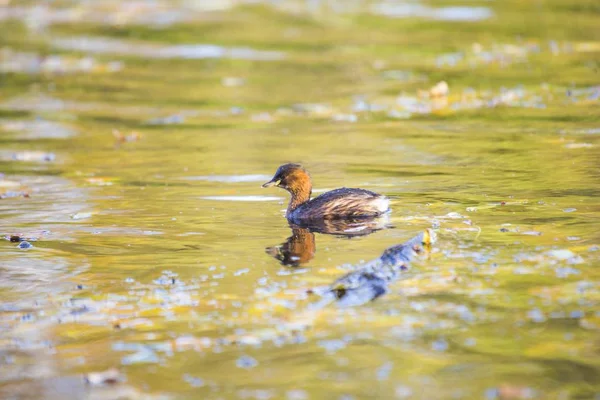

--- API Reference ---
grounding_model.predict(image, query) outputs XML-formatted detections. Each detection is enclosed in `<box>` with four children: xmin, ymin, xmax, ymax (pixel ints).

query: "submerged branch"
<box><xmin>310</xmin><ymin>229</ymin><xmax>436</xmax><ymax>308</ymax></box>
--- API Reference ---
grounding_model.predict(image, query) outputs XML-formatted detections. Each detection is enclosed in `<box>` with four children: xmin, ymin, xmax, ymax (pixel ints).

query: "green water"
<box><xmin>1</xmin><ymin>1</ymin><xmax>599</xmax><ymax>399</ymax></box>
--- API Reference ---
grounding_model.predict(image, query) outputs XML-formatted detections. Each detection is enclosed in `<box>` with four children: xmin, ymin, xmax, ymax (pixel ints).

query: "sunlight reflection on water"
<box><xmin>371</xmin><ymin>2</ymin><xmax>493</xmax><ymax>21</ymax></box>
<box><xmin>53</xmin><ymin>37</ymin><xmax>286</xmax><ymax>60</ymax></box>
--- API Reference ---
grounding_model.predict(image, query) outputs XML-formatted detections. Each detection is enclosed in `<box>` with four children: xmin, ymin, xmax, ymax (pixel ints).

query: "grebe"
<box><xmin>262</xmin><ymin>163</ymin><xmax>389</xmax><ymax>223</ymax></box>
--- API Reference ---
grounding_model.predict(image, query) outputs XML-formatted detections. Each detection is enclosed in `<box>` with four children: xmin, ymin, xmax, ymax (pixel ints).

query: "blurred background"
<box><xmin>0</xmin><ymin>0</ymin><xmax>599</xmax><ymax>399</ymax></box>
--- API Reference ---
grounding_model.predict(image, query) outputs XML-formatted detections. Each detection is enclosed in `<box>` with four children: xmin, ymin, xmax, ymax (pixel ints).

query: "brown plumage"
<box><xmin>266</xmin><ymin>217</ymin><xmax>390</xmax><ymax>267</ymax></box>
<box><xmin>265</xmin><ymin>226</ymin><xmax>316</xmax><ymax>267</ymax></box>
<box><xmin>262</xmin><ymin>163</ymin><xmax>390</xmax><ymax>223</ymax></box>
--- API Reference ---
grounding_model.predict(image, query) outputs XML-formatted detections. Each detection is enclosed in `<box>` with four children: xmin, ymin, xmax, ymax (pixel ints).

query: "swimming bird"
<box><xmin>262</xmin><ymin>163</ymin><xmax>389</xmax><ymax>223</ymax></box>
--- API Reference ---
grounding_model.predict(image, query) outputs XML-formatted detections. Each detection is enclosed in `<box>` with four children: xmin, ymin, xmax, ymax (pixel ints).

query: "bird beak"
<box><xmin>262</xmin><ymin>179</ymin><xmax>279</xmax><ymax>188</ymax></box>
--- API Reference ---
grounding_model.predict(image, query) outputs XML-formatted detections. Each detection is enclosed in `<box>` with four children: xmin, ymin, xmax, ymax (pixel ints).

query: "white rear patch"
<box><xmin>373</xmin><ymin>197</ymin><xmax>390</xmax><ymax>213</ymax></box>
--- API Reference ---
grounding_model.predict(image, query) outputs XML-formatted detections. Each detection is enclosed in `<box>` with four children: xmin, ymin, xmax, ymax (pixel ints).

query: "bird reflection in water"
<box><xmin>265</xmin><ymin>215</ymin><xmax>391</xmax><ymax>267</ymax></box>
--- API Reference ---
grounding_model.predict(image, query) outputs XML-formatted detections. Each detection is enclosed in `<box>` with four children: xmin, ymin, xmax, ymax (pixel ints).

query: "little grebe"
<box><xmin>262</xmin><ymin>163</ymin><xmax>390</xmax><ymax>222</ymax></box>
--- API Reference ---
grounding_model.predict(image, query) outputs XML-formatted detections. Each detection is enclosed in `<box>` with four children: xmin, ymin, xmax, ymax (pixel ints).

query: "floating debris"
<box><xmin>444</xmin><ymin>212</ymin><xmax>465</xmax><ymax>219</ymax></box>
<box><xmin>318</xmin><ymin>338</ymin><xmax>347</xmax><ymax>354</ymax></box>
<box><xmin>4</xmin><ymin>231</ymin><xmax>46</xmax><ymax>243</ymax></box>
<box><xmin>527</xmin><ymin>308</ymin><xmax>546</xmax><ymax>323</ymax></box>
<box><xmin>435</xmin><ymin>40</ymin><xmax>600</xmax><ymax>71</ymax></box>
<box><xmin>113</xmin><ymin>129</ymin><xmax>142</xmax><ymax>143</ymax></box>
<box><xmin>234</xmin><ymin>268</ymin><xmax>250</xmax><ymax>276</ymax></box>
<box><xmin>230</xmin><ymin>106</ymin><xmax>244</xmax><ymax>115</ymax></box>
<box><xmin>576</xmin><ymin>128</ymin><xmax>600</xmax><ymax>135</ymax></box>
<box><xmin>431</xmin><ymin>338</ymin><xmax>449</xmax><ymax>352</ymax></box>
<box><xmin>428</xmin><ymin>81</ymin><xmax>449</xmax><ymax>98</ymax></box>
<box><xmin>85</xmin><ymin>368</ymin><xmax>123</xmax><ymax>386</ymax></box>
<box><xmin>437</xmin><ymin>41</ymin><xmax>544</xmax><ymax>68</ymax></box>
<box><xmin>113</xmin><ymin>343</ymin><xmax>159</xmax><ymax>365</ymax></box>
<box><xmin>385</xmin><ymin>83</ymin><xmax>568</xmax><ymax>118</ymax></box>
<box><xmin>555</xmin><ymin>266</ymin><xmax>580</xmax><ymax>278</ymax></box>
<box><xmin>312</xmin><ymin>229</ymin><xmax>435</xmax><ymax>308</ymax></box>
<box><xmin>71</xmin><ymin>212</ymin><xmax>93</xmax><ymax>220</ymax></box>
<box><xmin>236</xmin><ymin>355</ymin><xmax>258</xmax><ymax>369</ymax></box>
<box><xmin>547</xmin><ymin>249</ymin><xmax>582</xmax><ymax>263</ymax></box>
<box><xmin>376</xmin><ymin>361</ymin><xmax>394</xmax><ymax>380</ymax></box>
<box><xmin>521</xmin><ymin>231</ymin><xmax>542</xmax><ymax>236</ymax></box>
<box><xmin>0</xmin><ymin>190</ymin><xmax>30</xmax><ymax>199</ymax></box>
<box><xmin>16</xmin><ymin>241</ymin><xmax>33</xmax><ymax>249</ymax></box>
<box><xmin>10</xmin><ymin>151</ymin><xmax>56</xmax><ymax>162</ymax></box>
<box><xmin>183</xmin><ymin>374</ymin><xmax>205</xmax><ymax>388</ymax></box>
<box><xmin>352</xmin><ymin>96</ymin><xmax>387</xmax><ymax>113</ymax></box>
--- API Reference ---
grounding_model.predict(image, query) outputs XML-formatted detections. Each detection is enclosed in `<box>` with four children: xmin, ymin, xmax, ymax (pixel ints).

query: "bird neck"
<box><xmin>286</xmin><ymin>184</ymin><xmax>312</xmax><ymax>215</ymax></box>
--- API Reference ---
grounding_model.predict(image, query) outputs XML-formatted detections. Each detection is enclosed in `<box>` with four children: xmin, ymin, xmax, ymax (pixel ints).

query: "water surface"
<box><xmin>1</xmin><ymin>1</ymin><xmax>599</xmax><ymax>399</ymax></box>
